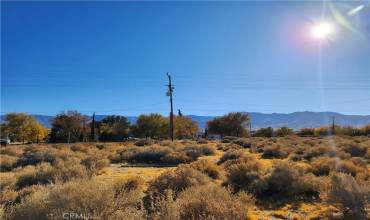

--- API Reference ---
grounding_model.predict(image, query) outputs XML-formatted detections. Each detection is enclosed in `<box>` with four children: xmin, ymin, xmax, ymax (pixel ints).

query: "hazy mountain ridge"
<box><xmin>1</xmin><ymin>111</ymin><xmax>369</xmax><ymax>130</ymax></box>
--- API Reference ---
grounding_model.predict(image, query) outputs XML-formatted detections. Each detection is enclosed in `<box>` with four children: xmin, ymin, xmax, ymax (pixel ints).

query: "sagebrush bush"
<box><xmin>9</xmin><ymin>178</ymin><xmax>145</xmax><ymax>220</ymax></box>
<box><xmin>321</xmin><ymin>173</ymin><xmax>369</xmax><ymax>220</ymax></box>
<box><xmin>0</xmin><ymin>189</ymin><xmax>18</xmax><ymax>206</ymax></box>
<box><xmin>0</xmin><ymin>155</ymin><xmax>18</xmax><ymax>171</ymax></box>
<box><xmin>225</xmin><ymin>159</ymin><xmax>265</xmax><ymax>194</ymax></box>
<box><xmin>81</xmin><ymin>155</ymin><xmax>110</xmax><ymax>175</ymax></box>
<box><xmin>117</xmin><ymin>144</ymin><xmax>214</xmax><ymax>165</ymax></box>
<box><xmin>15</xmin><ymin>163</ymin><xmax>55</xmax><ymax>189</ymax></box>
<box><xmin>144</xmin><ymin>165</ymin><xmax>210</xmax><ymax>214</ymax></box>
<box><xmin>135</xmin><ymin>138</ymin><xmax>154</xmax><ymax>146</ymax></box>
<box><xmin>0</xmin><ymin>172</ymin><xmax>17</xmax><ymax>191</ymax></box>
<box><xmin>175</xmin><ymin>184</ymin><xmax>253</xmax><ymax>220</ymax></box>
<box><xmin>0</xmin><ymin>146</ymin><xmax>24</xmax><ymax>157</ymax></box>
<box><xmin>189</xmin><ymin>160</ymin><xmax>221</xmax><ymax>179</ymax></box>
<box><xmin>17</xmin><ymin>146</ymin><xmax>72</xmax><ymax>167</ymax></box>
<box><xmin>259</xmin><ymin>162</ymin><xmax>320</xmax><ymax>199</ymax></box>
<box><xmin>231</xmin><ymin>138</ymin><xmax>251</xmax><ymax>148</ymax></box>
<box><xmin>343</xmin><ymin>144</ymin><xmax>367</xmax><ymax>157</ymax></box>
<box><xmin>196</xmin><ymin>139</ymin><xmax>208</xmax><ymax>144</ymax></box>
<box><xmin>261</xmin><ymin>145</ymin><xmax>288</xmax><ymax>159</ymax></box>
<box><xmin>218</xmin><ymin>150</ymin><xmax>245</xmax><ymax>164</ymax></box>
<box><xmin>51</xmin><ymin>158</ymin><xmax>88</xmax><ymax>182</ymax></box>
<box><xmin>311</xmin><ymin>157</ymin><xmax>366</xmax><ymax>177</ymax></box>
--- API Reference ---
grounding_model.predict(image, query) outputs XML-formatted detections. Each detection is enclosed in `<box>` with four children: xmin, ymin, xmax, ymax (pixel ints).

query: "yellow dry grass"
<box><xmin>95</xmin><ymin>164</ymin><xmax>174</xmax><ymax>184</ymax></box>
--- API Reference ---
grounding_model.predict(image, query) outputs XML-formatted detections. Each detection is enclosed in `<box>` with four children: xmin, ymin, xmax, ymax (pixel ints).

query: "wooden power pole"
<box><xmin>166</xmin><ymin>73</ymin><xmax>174</xmax><ymax>141</ymax></box>
<box><xmin>331</xmin><ymin>116</ymin><xmax>335</xmax><ymax>135</ymax></box>
<box><xmin>91</xmin><ymin>112</ymin><xmax>96</xmax><ymax>141</ymax></box>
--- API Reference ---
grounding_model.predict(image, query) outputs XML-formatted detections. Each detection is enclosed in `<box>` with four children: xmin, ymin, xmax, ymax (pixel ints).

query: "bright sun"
<box><xmin>311</xmin><ymin>22</ymin><xmax>334</xmax><ymax>40</ymax></box>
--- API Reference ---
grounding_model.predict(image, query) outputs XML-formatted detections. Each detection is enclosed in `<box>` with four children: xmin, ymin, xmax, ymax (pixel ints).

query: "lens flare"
<box><xmin>311</xmin><ymin>22</ymin><xmax>334</xmax><ymax>40</ymax></box>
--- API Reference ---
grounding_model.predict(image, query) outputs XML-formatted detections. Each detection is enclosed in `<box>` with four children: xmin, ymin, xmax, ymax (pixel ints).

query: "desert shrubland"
<box><xmin>0</xmin><ymin>135</ymin><xmax>368</xmax><ymax>219</ymax></box>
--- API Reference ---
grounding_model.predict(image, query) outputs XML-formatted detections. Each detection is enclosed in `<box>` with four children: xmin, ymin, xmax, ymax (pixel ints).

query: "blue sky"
<box><xmin>1</xmin><ymin>1</ymin><xmax>370</xmax><ymax>116</ymax></box>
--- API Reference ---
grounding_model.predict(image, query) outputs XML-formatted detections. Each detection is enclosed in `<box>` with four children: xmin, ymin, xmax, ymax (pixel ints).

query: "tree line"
<box><xmin>1</xmin><ymin>111</ymin><xmax>369</xmax><ymax>143</ymax></box>
<box><xmin>0</xmin><ymin>111</ymin><xmax>199</xmax><ymax>143</ymax></box>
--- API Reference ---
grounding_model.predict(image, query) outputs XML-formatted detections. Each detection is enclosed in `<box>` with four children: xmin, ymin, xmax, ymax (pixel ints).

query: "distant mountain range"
<box><xmin>1</xmin><ymin>112</ymin><xmax>369</xmax><ymax>130</ymax></box>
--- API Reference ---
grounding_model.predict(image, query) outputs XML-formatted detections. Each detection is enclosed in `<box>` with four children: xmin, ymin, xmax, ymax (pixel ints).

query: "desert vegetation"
<box><xmin>0</xmin><ymin>134</ymin><xmax>368</xmax><ymax>219</ymax></box>
<box><xmin>0</xmin><ymin>112</ymin><xmax>369</xmax><ymax>219</ymax></box>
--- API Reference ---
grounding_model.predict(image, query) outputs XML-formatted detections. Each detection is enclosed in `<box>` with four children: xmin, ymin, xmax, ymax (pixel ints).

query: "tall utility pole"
<box><xmin>166</xmin><ymin>73</ymin><xmax>174</xmax><ymax>141</ymax></box>
<box><xmin>331</xmin><ymin>116</ymin><xmax>335</xmax><ymax>135</ymax></box>
<box><xmin>91</xmin><ymin>112</ymin><xmax>96</xmax><ymax>141</ymax></box>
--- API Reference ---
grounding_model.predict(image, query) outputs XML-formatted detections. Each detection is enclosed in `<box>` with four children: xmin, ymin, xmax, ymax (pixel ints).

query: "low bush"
<box><xmin>117</xmin><ymin>145</ymin><xmax>214</xmax><ymax>165</ymax></box>
<box><xmin>0</xmin><ymin>147</ymin><xmax>24</xmax><ymax>157</ymax></box>
<box><xmin>15</xmin><ymin>164</ymin><xmax>55</xmax><ymax>189</ymax></box>
<box><xmin>261</xmin><ymin>145</ymin><xmax>288</xmax><ymax>159</ymax></box>
<box><xmin>0</xmin><ymin>155</ymin><xmax>18</xmax><ymax>171</ymax></box>
<box><xmin>260</xmin><ymin>162</ymin><xmax>319</xmax><ymax>199</ymax></box>
<box><xmin>0</xmin><ymin>190</ymin><xmax>18</xmax><ymax>206</ymax></box>
<box><xmin>231</xmin><ymin>138</ymin><xmax>251</xmax><ymax>148</ymax></box>
<box><xmin>311</xmin><ymin>157</ymin><xmax>366</xmax><ymax>177</ymax></box>
<box><xmin>189</xmin><ymin>160</ymin><xmax>221</xmax><ymax>179</ymax></box>
<box><xmin>144</xmin><ymin>165</ymin><xmax>210</xmax><ymax>213</ymax></box>
<box><xmin>0</xmin><ymin>173</ymin><xmax>17</xmax><ymax>191</ymax></box>
<box><xmin>175</xmin><ymin>184</ymin><xmax>253</xmax><ymax>220</ymax></box>
<box><xmin>321</xmin><ymin>173</ymin><xmax>369</xmax><ymax>219</ymax></box>
<box><xmin>51</xmin><ymin>158</ymin><xmax>88</xmax><ymax>182</ymax></box>
<box><xmin>9</xmin><ymin>179</ymin><xmax>145</xmax><ymax>220</ymax></box>
<box><xmin>17</xmin><ymin>146</ymin><xmax>72</xmax><ymax>167</ymax></box>
<box><xmin>218</xmin><ymin>150</ymin><xmax>246</xmax><ymax>165</ymax></box>
<box><xmin>225</xmin><ymin>159</ymin><xmax>265</xmax><ymax>194</ymax></box>
<box><xmin>135</xmin><ymin>138</ymin><xmax>154</xmax><ymax>146</ymax></box>
<box><xmin>343</xmin><ymin>144</ymin><xmax>367</xmax><ymax>157</ymax></box>
<box><xmin>196</xmin><ymin>139</ymin><xmax>208</xmax><ymax>144</ymax></box>
<box><xmin>81</xmin><ymin>155</ymin><xmax>110</xmax><ymax>175</ymax></box>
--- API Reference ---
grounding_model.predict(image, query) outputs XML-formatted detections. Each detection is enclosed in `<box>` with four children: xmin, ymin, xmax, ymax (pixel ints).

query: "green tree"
<box><xmin>207</xmin><ymin>112</ymin><xmax>250</xmax><ymax>137</ymax></box>
<box><xmin>274</xmin><ymin>126</ymin><xmax>294</xmax><ymax>137</ymax></box>
<box><xmin>131</xmin><ymin>114</ymin><xmax>168</xmax><ymax>139</ymax></box>
<box><xmin>97</xmin><ymin>115</ymin><xmax>130</xmax><ymax>141</ymax></box>
<box><xmin>1</xmin><ymin>113</ymin><xmax>47</xmax><ymax>143</ymax></box>
<box><xmin>297</xmin><ymin>128</ymin><xmax>315</xmax><ymax>136</ymax></box>
<box><xmin>253</xmin><ymin>127</ymin><xmax>274</xmax><ymax>137</ymax></box>
<box><xmin>173</xmin><ymin>116</ymin><xmax>199</xmax><ymax>139</ymax></box>
<box><xmin>50</xmin><ymin>111</ymin><xmax>89</xmax><ymax>143</ymax></box>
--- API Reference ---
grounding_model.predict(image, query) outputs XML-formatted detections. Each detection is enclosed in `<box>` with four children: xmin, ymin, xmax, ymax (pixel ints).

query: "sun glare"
<box><xmin>311</xmin><ymin>22</ymin><xmax>334</xmax><ymax>40</ymax></box>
